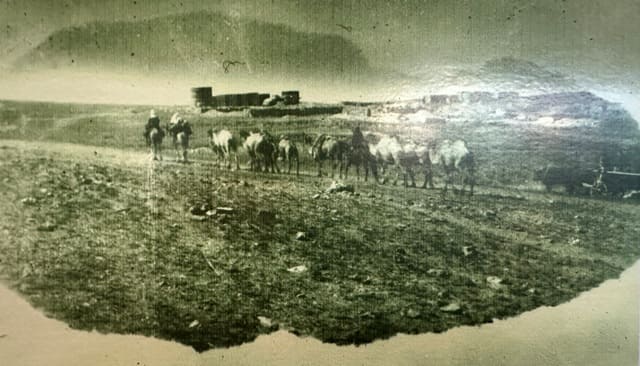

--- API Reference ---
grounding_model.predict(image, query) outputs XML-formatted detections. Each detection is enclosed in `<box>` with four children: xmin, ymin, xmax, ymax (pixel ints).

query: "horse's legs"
<box><xmin>407</xmin><ymin>167</ymin><xmax>416</xmax><ymax>187</ymax></box>
<box><xmin>423</xmin><ymin>167</ymin><xmax>435</xmax><ymax>189</ymax></box>
<box><xmin>464</xmin><ymin>171</ymin><xmax>475</xmax><ymax>196</ymax></box>
<box><xmin>393</xmin><ymin>164</ymin><xmax>400</xmax><ymax>186</ymax></box>
<box><xmin>401</xmin><ymin>167</ymin><xmax>411</xmax><ymax>188</ymax></box>
<box><xmin>379</xmin><ymin>164</ymin><xmax>387</xmax><ymax>184</ymax></box>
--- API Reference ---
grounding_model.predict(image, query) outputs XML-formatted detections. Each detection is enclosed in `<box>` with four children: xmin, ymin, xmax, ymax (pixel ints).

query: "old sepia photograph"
<box><xmin>0</xmin><ymin>1</ymin><xmax>638</xmax><ymax>365</ymax></box>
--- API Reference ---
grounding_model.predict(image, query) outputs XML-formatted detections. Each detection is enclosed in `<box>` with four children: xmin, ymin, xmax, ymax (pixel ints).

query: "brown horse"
<box><xmin>310</xmin><ymin>134</ymin><xmax>350</xmax><ymax>178</ymax></box>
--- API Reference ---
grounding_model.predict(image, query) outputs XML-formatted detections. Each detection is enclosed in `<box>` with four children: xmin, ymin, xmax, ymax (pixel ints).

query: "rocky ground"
<box><xmin>1</xmin><ymin>140</ymin><xmax>639</xmax><ymax>351</ymax></box>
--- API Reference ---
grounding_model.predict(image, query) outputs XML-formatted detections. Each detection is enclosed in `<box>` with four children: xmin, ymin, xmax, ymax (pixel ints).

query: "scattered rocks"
<box><xmin>440</xmin><ymin>302</ymin><xmax>462</xmax><ymax>313</ymax></box>
<box><xmin>287</xmin><ymin>265</ymin><xmax>308</xmax><ymax>273</ymax></box>
<box><xmin>20</xmin><ymin>197</ymin><xmax>37</xmax><ymax>205</ymax></box>
<box><xmin>36</xmin><ymin>221</ymin><xmax>57</xmax><ymax>232</ymax></box>
<box><xmin>189</xmin><ymin>204</ymin><xmax>210</xmax><ymax>216</ymax></box>
<box><xmin>484</xmin><ymin>210</ymin><xmax>497</xmax><ymax>219</ymax></box>
<box><xmin>406</xmin><ymin>309</ymin><xmax>420</xmax><ymax>318</ymax></box>
<box><xmin>486</xmin><ymin>276</ymin><xmax>503</xmax><ymax>290</ymax></box>
<box><xmin>257</xmin><ymin>316</ymin><xmax>275</xmax><ymax>328</ymax></box>
<box><xmin>326</xmin><ymin>181</ymin><xmax>354</xmax><ymax>194</ymax></box>
<box><xmin>112</xmin><ymin>202</ymin><xmax>128</xmax><ymax>212</ymax></box>
<box><xmin>462</xmin><ymin>246</ymin><xmax>474</xmax><ymax>257</ymax></box>
<box><xmin>257</xmin><ymin>210</ymin><xmax>276</xmax><ymax>224</ymax></box>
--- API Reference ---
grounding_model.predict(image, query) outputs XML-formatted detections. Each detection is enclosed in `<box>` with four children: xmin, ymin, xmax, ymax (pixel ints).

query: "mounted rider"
<box><xmin>168</xmin><ymin>112</ymin><xmax>193</xmax><ymax>142</ymax></box>
<box><xmin>351</xmin><ymin>125</ymin><xmax>367</xmax><ymax>149</ymax></box>
<box><xmin>143</xmin><ymin>109</ymin><xmax>165</xmax><ymax>145</ymax></box>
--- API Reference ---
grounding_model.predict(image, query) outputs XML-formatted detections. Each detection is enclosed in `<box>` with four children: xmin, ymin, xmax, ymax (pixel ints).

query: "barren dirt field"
<box><xmin>1</xmin><ymin>100</ymin><xmax>639</xmax><ymax>351</ymax></box>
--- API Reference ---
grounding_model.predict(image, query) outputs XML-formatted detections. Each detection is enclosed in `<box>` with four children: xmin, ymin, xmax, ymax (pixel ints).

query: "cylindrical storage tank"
<box><xmin>282</xmin><ymin>90</ymin><xmax>300</xmax><ymax>105</ymax></box>
<box><xmin>239</xmin><ymin>94</ymin><xmax>250</xmax><ymax>106</ymax></box>
<box><xmin>234</xmin><ymin>94</ymin><xmax>243</xmax><ymax>107</ymax></box>
<box><xmin>258</xmin><ymin>93</ymin><xmax>270</xmax><ymax>106</ymax></box>
<box><xmin>191</xmin><ymin>87</ymin><xmax>212</xmax><ymax>107</ymax></box>
<box><xmin>247</xmin><ymin>93</ymin><xmax>260</xmax><ymax>106</ymax></box>
<box><xmin>215</xmin><ymin>95</ymin><xmax>227</xmax><ymax>107</ymax></box>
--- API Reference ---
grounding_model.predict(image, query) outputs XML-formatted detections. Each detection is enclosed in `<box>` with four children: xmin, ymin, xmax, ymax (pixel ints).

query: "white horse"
<box><xmin>432</xmin><ymin>139</ymin><xmax>475</xmax><ymax>195</ymax></box>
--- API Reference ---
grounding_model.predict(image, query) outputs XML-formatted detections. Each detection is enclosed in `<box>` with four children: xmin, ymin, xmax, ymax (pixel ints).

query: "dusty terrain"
<box><xmin>0</xmin><ymin>99</ymin><xmax>639</xmax><ymax>352</ymax></box>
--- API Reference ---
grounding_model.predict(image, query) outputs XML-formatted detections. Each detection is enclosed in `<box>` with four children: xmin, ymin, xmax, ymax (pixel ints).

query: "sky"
<box><xmin>0</xmin><ymin>0</ymin><xmax>639</xmax><ymax>105</ymax></box>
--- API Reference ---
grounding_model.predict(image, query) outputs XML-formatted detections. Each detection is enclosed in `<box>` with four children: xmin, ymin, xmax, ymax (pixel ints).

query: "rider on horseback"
<box><xmin>143</xmin><ymin>109</ymin><xmax>165</xmax><ymax>145</ymax></box>
<box><xmin>168</xmin><ymin>112</ymin><xmax>193</xmax><ymax>142</ymax></box>
<box><xmin>351</xmin><ymin>125</ymin><xmax>367</xmax><ymax>149</ymax></box>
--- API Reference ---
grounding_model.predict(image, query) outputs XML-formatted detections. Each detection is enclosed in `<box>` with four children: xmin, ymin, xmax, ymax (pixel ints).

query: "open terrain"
<box><xmin>0</xmin><ymin>98</ymin><xmax>639</xmax><ymax>351</ymax></box>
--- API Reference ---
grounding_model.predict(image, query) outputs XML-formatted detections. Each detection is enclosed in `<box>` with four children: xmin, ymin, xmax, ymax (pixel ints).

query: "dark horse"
<box><xmin>310</xmin><ymin>134</ymin><xmax>350</xmax><ymax>178</ymax></box>
<box><xmin>344</xmin><ymin>145</ymin><xmax>378</xmax><ymax>182</ymax></box>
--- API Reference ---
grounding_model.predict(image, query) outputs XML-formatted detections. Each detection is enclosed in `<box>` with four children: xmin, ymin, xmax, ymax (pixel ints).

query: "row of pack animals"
<box><xmin>206</xmin><ymin>128</ymin><xmax>476</xmax><ymax>195</ymax></box>
<box><xmin>207</xmin><ymin>129</ymin><xmax>300</xmax><ymax>175</ymax></box>
<box><xmin>310</xmin><ymin>133</ymin><xmax>475</xmax><ymax>195</ymax></box>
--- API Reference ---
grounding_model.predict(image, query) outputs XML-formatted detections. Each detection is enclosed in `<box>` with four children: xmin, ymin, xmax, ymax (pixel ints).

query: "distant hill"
<box><xmin>390</xmin><ymin>57</ymin><xmax>578</xmax><ymax>99</ymax></box>
<box><xmin>14</xmin><ymin>12</ymin><xmax>371</xmax><ymax>80</ymax></box>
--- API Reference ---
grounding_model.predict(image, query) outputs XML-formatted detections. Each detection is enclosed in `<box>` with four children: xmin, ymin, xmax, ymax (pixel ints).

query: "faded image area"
<box><xmin>0</xmin><ymin>1</ymin><xmax>639</xmax><ymax>365</ymax></box>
